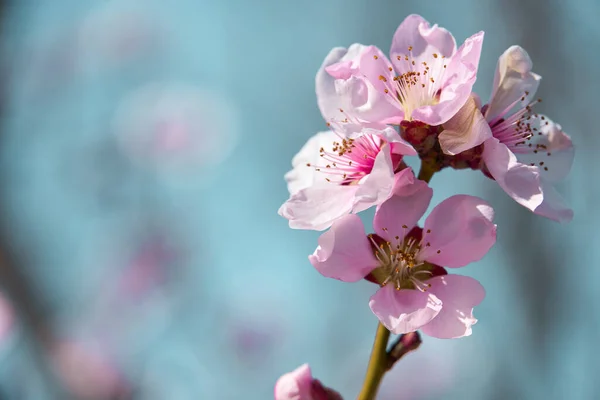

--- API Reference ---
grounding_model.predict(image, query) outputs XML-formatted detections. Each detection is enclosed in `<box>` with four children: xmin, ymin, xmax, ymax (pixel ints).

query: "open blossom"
<box><xmin>278</xmin><ymin>124</ymin><xmax>416</xmax><ymax>231</ymax></box>
<box><xmin>444</xmin><ymin>46</ymin><xmax>574</xmax><ymax>222</ymax></box>
<box><xmin>275</xmin><ymin>364</ymin><xmax>343</xmax><ymax>400</ymax></box>
<box><xmin>316</xmin><ymin>14</ymin><xmax>484</xmax><ymax>144</ymax></box>
<box><xmin>309</xmin><ymin>181</ymin><xmax>496</xmax><ymax>338</ymax></box>
<box><xmin>482</xmin><ymin>46</ymin><xmax>574</xmax><ymax>222</ymax></box>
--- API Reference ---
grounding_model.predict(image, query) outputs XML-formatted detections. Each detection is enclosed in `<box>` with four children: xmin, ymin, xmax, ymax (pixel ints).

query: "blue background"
<box><xmin>0</xmin><ymin>0</ymin><xmax>596</xmax><ymax>399</ymax></box>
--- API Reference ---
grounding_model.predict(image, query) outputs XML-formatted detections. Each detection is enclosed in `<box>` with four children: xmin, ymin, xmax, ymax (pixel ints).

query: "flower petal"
<box><xmin>274</xmin><ymin>364</ymin><xmax>313</xmax><ymax>400</ymax></box>
<box><xmin>284</xmin><ymin>131</ymin><xmax>337</xmax><ymax>195</ymax></box>
<box><xmin>334</xmin><ymin>75</ymin><xmax>402</xmax><ymax>125</ymax></box>
<box><xmin>352</xmin><ymin>146</ymin><xmax>396</xmax><ymax>214</ymax></box>
<box><xmin>278</xmin><ymin>185</ymin><xmax>357</xmax><ymax>231</ymax></box>
<box><xmin>419</xmin><ymin>195</ymin><xmax>496</xmax><ymax>268</ymax></box>
<box><xmin>515</xmin><ymin>116</ymin><xmax>574</xmax><ymax>183</ymax></box>
<box><xmin>373</xmin><ymin>169</ymin><xmax>433</xmax><ymax>241</ymax></box>
<box><xmin>369</xmin><ymin>285</ymin><xmax>443</xmax><ymax>334</ymax></box>
<box><xmin>532</xmin><ymin>180</ymin><xmax>574</xmax><ymax>223</ymax></box>
<box><xmin>439</xmin><ymin>94</ymin><xmax>492</xmax><ymax>155</ymax></box>
<box><xmin>309</xmin><ymin>214</ymin><xmax>378</xmax><ymax>282</ymax></box>
<box><xmin>421</xmin><ymin>275</ymin><xmax>485</xmax><ymax>339</ymax></box>
<box><xmin>482</xmin><ymin>137</ymin><xmax>544</xmax><ymax>211</ymax></box>
<box><xmin>485</xmin><ymin>46</ymin><xmax>541</xmax><ymax>122</ymax></box>
<box><xmin>370</xmin><ymin>126</ymin><xmax>417</xmax><ymax>156</ymax></box>
<box><xmin>316</xmin><ymin>45</ymin><xmax>366</xmax><ymax>122</ymax></box>
<box><xmin>390</xmin><ymin>14</ymin><xmax>457</xmax><ymax>74</ymax></box>
<box><xmin>411</xmin><ymin>31</ymin><xmax>484</xmax><ymax>126</ymax></box>
<box><xmin>316</xmin><ymin>45</ymin><xmax>401</xmax><ymax>126</ymax></box>
<box><xmin>323</xmin><ymin>43</ymin><xmax>368</xmax><ymax>79</ymax></box>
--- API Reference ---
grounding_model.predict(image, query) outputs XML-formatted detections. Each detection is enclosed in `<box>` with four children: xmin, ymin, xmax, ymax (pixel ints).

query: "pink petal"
<box><xmin>352</xmin><ymin>146</ymin><xmax>396</xmax><ymax>213</ymax></box>
<box><xmin>373</xmin><ymin>170</ymin><xmax>433</xmax><ymax>240</ymax></box>
<box><xmin>421</xmin><ymin>275</ymin><xmax>485</xmax><ymax>339</ymax></box>
<box><xmin>369</xmin><ymin>285</ymin><xmax>443</xmax><ymax>334</ymax></box>
<box><xmin>515</xmin><ymin>117</ymin><xmax>574</xmax><ymax>184</ymax></box>
<box><xmin>483</xmin><ymin>137</ymin><xmax>544</xmax><ymax>211</ymax></box>
<box><xmin>411</xmin><ymin>32</ymin><xmax>484</xmax><ymax>126</ymax></box>
<box><xmin>278</xmin><ymin>185</ymin><xmax>357</xmax><ymax>231</ymax></box>
<box><xmin>309</xmin><ymin>214</ymin><xmax>378</xmax><ymax>282</ymax></box>
<box><xmin>532</xmin><ymin>181</ymin><xmax>574</xmax><ymax>223</ymax></box>
<box><xmin>324</xmin><ymin>43</ymin><xmax>368</xmax><ymax>79</ymax></box>
<box><xmin>284</xmin><ymin>131</ymin><xmax>337</xmax><ymax>195</ymax></box>
<box><xmin>358</xmin><ymin>46</ymin><xmax>396</xmax><ymax>95</ymax></box>
<box><xmin>484</xmin><ymin>129</ymin><xmax>573</xmax><ymax>222</ymax></box>
<box><xmin>274</xmin><ymin>364</ymin><xmax>313</xmax><ymax>400</ymax></box>
<box><xmin>316</xmin><ymin>46</ymin><xmax>362</xmax><ymax>121</ymax></box>
<box><xmin>485</xmin><ymin>46</ymin><xmax>541</xmax><ymax>122</ymax></box>
<box><xmin>370</xmin><ymin>127</ymin><xmax>417</xmax><ymax>156</ymax></box>
<box><xmin>419</xmin><ymin>195</ymin><xmax>496</xmax><ymax>268</ymax></box>
<box><xmin>334</xmin><ymin>75</ymin><xmax>402</xmax><ymax>125</ymax></box>
<box><xmin>390</xmin><ymin>14</ymin><xmax>457</xmax><ymax>74</ymax></box>
<box><xmin>439</xmin><ymin>94</ymin><xmax>492</xmax><ymax>155</ymax></box>
<box><xmin>316</xmin><ymin>45</ymin><xmax>400</xmax><ymax>125</ymax></box>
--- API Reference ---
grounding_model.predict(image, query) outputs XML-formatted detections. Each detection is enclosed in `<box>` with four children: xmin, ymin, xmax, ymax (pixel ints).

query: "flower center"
<box><xmin>368</xmin><ymin>227</ymin><xmax>441</xmax><ymax>291</ymax></box>
<box><xmin>306</xmin><ymin>123</ymin><xmax>383</xmax><ymax>185</ymax></box>
<box><xmin>487</xmin><ymin>94</ymin><xmax>553</xmax><ymax>171</ymax></box>
<box><xmin>376</xmin><ymin>47</ymin><xmax>447</xmax><ymax>120</ymax></box>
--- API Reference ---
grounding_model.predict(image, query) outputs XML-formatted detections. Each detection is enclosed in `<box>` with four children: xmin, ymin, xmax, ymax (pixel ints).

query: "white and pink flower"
<box><xmin>482</xmin><ymin>46</ymin><xmax>574</xmax><ymax>222</ymax></box>
<box><xmin>278</xmin><ymin>124</ymin><xmax>416</xmax><ymax>231</ymax></box>
<box><xmin>309</xmin><ymin>185</ymin><xmax>496</xmax><ymax>338</ymax></box>
<box><xmin>443</xmin><ymin>46</ymin><xmax>574</xmax><ymax>222</ymax></box>
<box><xmin>316</xmin><ymin>14</ymin><xmax>484</xmax><ymax>140</ymax></box>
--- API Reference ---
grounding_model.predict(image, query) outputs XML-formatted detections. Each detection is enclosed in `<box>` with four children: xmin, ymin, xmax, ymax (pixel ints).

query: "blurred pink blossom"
<box><xmin>118</xmin><ymin>233</ymin><xmax>180</xmax><ymax>300</ymax></box>
<box><xmin>79</xmin><ymin>2</ymin><xmax>164</xmax><ymax>65</ymax></box>
<box><xmin>50</xmin><ymin>339</ymin><xmax>129</xmax><ymax>400</ymax></box>
<box><xmin>0</xmin><ymin>293</ymin><xmax>14</xmax><ymax>345</ymax></box>
<box><xmin>113</xmin><ymin>83</ymin><xmax>239</xmax><ymax>170</ymax></box>
<box><xmin>275</xmin><ymin>364</ymin><xmax>343</xmax><ymax>400</ymax></box>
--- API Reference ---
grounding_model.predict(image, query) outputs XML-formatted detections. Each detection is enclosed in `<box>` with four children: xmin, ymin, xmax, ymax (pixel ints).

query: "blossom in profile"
<box><xmin>275</xmin><ymin>364</ymin><xmax>343</xmax><ymax>400</ymax></box>
<box><xmin>278</xmin><ymin>123</ymin><xmax>416</xmax><ymax>231</ymax></box>
<box><xmin>481</xmin><ymin>46</ymin><xmax>574</xmax><ymax>222</ymax></box>
<box><xmin>443</xmin><ymin>46</ymin><xmax>574</xmax><ymax>221</ymax></box>
<box><xmin>309</xmin><ymin>183</ymin><xmax>496</xmax><ymax>338</ymax></box>
<box><xmin>316</xmin><ymin>14</ymin><xmax>485</xmax><ymax>156</ymax></box>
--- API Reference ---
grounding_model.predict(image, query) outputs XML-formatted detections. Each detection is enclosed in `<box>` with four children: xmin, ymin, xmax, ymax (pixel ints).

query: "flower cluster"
<box><xmin>276</xmin><ymin>13</ymin><xmax>574</xmax><ymax>399</ymax></box>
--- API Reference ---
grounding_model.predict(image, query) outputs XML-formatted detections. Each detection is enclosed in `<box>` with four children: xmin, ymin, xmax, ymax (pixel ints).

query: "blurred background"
<box><xmin>0</xmin><ymin>0</ymin><xmax>595</xmax><ymax>399</ymax></box>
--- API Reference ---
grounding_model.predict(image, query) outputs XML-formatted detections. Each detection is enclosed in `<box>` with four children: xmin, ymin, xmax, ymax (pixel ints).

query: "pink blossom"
<box><xmin>274</xmin><ymin>364</ymin><xmax>343</xmax><ymax>400</ymax></box>
<box><xmin>316</xmin><ymin>14</ymin><xmax>484</xmax><ymax>137</ymax></box>
<box><xmin>309</xmin><ymin>187</ymin><xmax>496</xmax><ymax>338</ymax></box>
<box><xmin>278</xmin><ymin>124</ymin><xmax>416</xmax><ymax>231</ymax></box>
<box><xmin>481</xmin><ymin>46</ymin><xmax>574</xmax><ymax>222</ymax></box>
<box><xmin>444</xmin><ymin>46</ymin><xmax>574</xmax><ymax>221</ymax></box>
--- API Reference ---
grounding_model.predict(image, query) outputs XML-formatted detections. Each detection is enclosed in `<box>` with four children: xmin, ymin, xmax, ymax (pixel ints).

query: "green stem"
<box><xmin>417</xmin><ymin>160</ymin><xmax>436</xmax><ymax>183</ymax></box>
<box><xmin>357</xmin><ymin>323</ymin><xmax>390</xmax><ymax>400</ymax></box>
<box><xmin>357</xmin><ymin>162</ymin><xmax>435</xmax><ymax>400</ymax></box>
